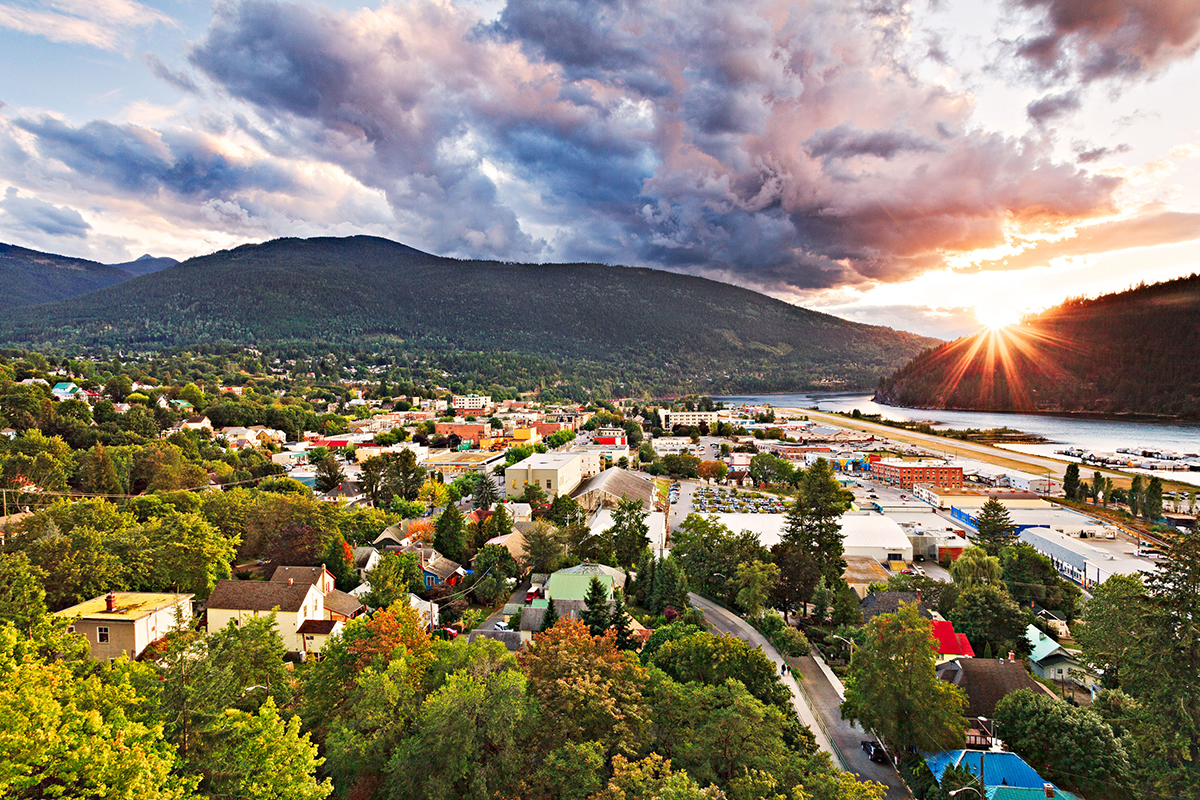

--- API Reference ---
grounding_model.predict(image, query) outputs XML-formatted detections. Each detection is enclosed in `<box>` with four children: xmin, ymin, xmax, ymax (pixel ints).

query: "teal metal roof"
<box><xmin>1026</xmin><ymin>624</ymin><xmax>1070</xmax><ymax>663</ymax></box>
<box><xmin>923</xmin><ymin>750</ymin><xmax>1049</xmax><ymax>791</ymax></box>
<box><xmin>987</xmin><ymin>788</ymin><xmax>1081</xmax><ymax>800</ymax></box>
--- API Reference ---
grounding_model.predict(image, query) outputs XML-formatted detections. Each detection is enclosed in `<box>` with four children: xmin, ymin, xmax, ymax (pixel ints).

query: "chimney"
<box><xmin>105</xmin><ymin>591</ymin><xmax>116</xmax><ymax>612</ymax></box>
<box><xmin>916</xmin><ymin>589</ymin><xmax>922</xmax><ymax>604</ymax></box>
<box><xmin>288</xmin><ymin>578</ymin><xmax>294</xmax><ymax>586</ymax></box>
<box><xmin>1008</xmin><ymin>650</ymin><xmax>1016</xmax><ymax>662</ymax></box>
<box><xmin>1044</xmin><ymin>783</ymin><xmax>1055</xmax><ymax>798</ymax></box>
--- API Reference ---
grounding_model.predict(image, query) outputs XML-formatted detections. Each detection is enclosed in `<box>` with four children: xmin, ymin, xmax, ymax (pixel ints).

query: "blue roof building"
<box><xmin>923</xmin><ymin>750</ymin><xmax>1056</xmax><ymax>792</ymax></box>
<box><xmin>986</xmin><ymin>788</ymin><xmax>1081</xmax><ymax>800</ymax></box>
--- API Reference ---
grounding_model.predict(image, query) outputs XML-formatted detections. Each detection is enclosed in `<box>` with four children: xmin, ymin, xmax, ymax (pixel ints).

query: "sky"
<box><xmin>2</xmin><ymin>0</ymin><xmax>1200</xmax><ymax>339</ymax></box>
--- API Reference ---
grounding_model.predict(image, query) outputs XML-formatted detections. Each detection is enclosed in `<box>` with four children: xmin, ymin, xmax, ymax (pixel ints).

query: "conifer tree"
<box><xmin>433</xmin><ymin>503</ymin><xmax>467</xmax><ymax>563</ymax></box>
<box><xmin>973</xmin><ymin>497</ymin><xmax>1015</xmax><ymax>555</ymax></box>
<box><xmin>610</xmin><ymin>588</ymin><xmax>638</xmax><ymax>650</ymax></box>
<box><xmin>539</xmin><ymin>597</ymin><xmax>559</xmax><ymax>632</ymax></box>
<box><xmin>581</xmin><ymin>576</ymin><xmax>612</xmax><ymax>636</ymax></box>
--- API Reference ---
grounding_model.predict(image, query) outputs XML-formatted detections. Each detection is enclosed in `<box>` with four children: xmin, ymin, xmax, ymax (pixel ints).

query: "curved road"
<box><xmin>690</xmin><ymin>594</ymin><xmax>911</xmax><ymax>799</ymax></box>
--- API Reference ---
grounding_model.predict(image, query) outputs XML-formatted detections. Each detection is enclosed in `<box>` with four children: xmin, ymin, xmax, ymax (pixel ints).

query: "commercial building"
<box><xmin>425</xmin><ymin>449</ymin><xmax>507</xmax><ymax>478</ymax></box>
<box><xmin>872</xmin><ymin>458</ymin><xmax>963</xmax><ymax>490</ymax></box>
<box><xmin>660</xmin><ymin>410</ymin><xmax>721</xmax><ymax>430</ymax></box>
<box><xmin>840</xmin><ymin>513</ymin><xmax>915</xmax><ymax>563</ymax></box>
<box><xmin>1017</xmin><ymin>527</ymin><xmax>1155</xmax><ymax>588</ymax></box>
<box><xmin>593</xmin><ymin>427</ymin><xmax>628</xmax><ymax>446</ymax></box>
<box><xmin>57</xmin><ymin>592</ymin><xmax>193</xmax><ymax>661</ymax></box>
<box><xmin>951</xmin><ymin>504</ymin><xmax>1113</xmax><ymax>538</ymax></box>
<box><xmin>435</xmin><ymin>422</ymin><xmax>490</xmax><ymax>441</ymax></box>
<box><xmin>649</xmin><ymin>436</ymin><xmax>699</xmax><ymax>455</ymax></box>
<box><xmin>452</xmin><ymin>395</ymin><xmax>492</xmax><ymax>411</ymax></box>
<box><xmin>506</xmin><ymin>451</ymin><xmax>587</xmax><ymax>498</ymax></box>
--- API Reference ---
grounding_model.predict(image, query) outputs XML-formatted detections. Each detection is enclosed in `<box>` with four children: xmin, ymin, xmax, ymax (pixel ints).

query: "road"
<box><xmin>690</xmin><ymin>594</ymin><xmax>911</xmax><ymax>798</ymax></box>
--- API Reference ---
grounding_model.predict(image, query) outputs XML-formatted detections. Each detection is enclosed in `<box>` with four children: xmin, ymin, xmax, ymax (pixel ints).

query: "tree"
<box><xmin>648</xmin><ymin>557</ymin><xmax>689</xmax><ymax>615</ymax></box>
<box><xmin>1062</xmin><ymin>463</ymin><xmax>1080</xmax><ymax>499</ymax></box>
<box><xmin>364</xmin><ymin>552</ymin><xmax>424</xmax><ymax>608</ymax></box>
<box><xmin>1000</xmin><ymin>542</ymin><xmax>1081</xmax><ymax>618</ymax></box>
<box><xmin>649</xmin><ymin>630</ymin><xmax>790</xmax><ymax>711</ymax></box>
<box><xmin>472</xmin><ymin>471</ymin><xmax>499</xmax><ymax>510</ymax></box>
<box><xmin>360</xmin><ymin>455</ymin><xmax>390</xmax><ymax>505</ymax></box>
<box><xmin>545</xmin><ymin>493</ymin><xmax>584</xmax><ymax>527</ymax></box>
<box><xmin>732</xmin><ymin>559</ymin><xmax>779</xmax><ymax>620</ymax></box>
<box><xmin>840</xmin><ymin>603</ymin><xmax>967</xmax><ymax>752</ymax></box>
<box><xmin>1144</xmin><ymin>476</ymin><xmax>1164</xmax><ymax>520</ymax></box>
<box><xmin>950</xmin><ymin>546</ymin><xmax>1004</xmax><ymax>587</ymax></box>
<box><xmin>770</xmin><ymin>541</ymin><xmax>819</xmax><ymax>623</ymax></box>
<box><xmin>610</xmin><ymin>588</ymin><xmax>638</xmax><ymax>650</ymax></box>
<box><xmin>0</xmin><ymin>551</ymin><xmax>48</xmax><ymax>637</ymax></box>
<box><xmin>582</xmin><ymin>576</ymin><xmax>613</xmax><ymax>636</ymax></box>
<box><xmin>77</xmin><ymin>442</ymin><xmax>123</xmax><ymax>495</ymax></box>
<box><xmin>1127</xmin><ymin>475</ymin><xmax>1144</xmax><ymax>516</ymax></box>
<box><xmin>314</xmin><ymin>454</ymin><xmax>345</xmax><ymax>493</ymax></box>
<box><xmin>696</xmin><ymin>460</ymin><xmax>728</xmax><ymax>484</ymax></box>
<box><xmin>780</xmin><ymin>459</ymin><xmax>847</xmax><ymax>608</ymax></box>
<box><xmin>1075</xmin><ymin>573</ymin><xmax>1145</xmax><ymax>688</ymax></box>
<box><xmin>608</xmin><ymin>495</ymin><xmax>651</xmax><ymax>568</ymax></box>
<box><xmin>951</xmin><ymin>584</ymin><xmax>1029</xmax><ymax>657</ymax></box>
<box><xmin>432</xmin><ymin>504</ymin><xmax>466</xmax><ymax>563</ymax></box>
<box><xmin>972</xmin><ymin>497</ymin><xmax>1015</xmax><ymax>555</ymax></box>
<box><xmin>994</xmin><ymin>689</ymin><xmax>1130</xmax><ymax>800</ymax></box>
<box><xmin>540</xmin><ymin>597</ymin><xmax>560</xmax><ymax>632</ymax></box>
<box><xmin>522</xmin><ymin>520</ymin><xmax>564</xmax><ymax>574</ymax></box>
<box><xmin>390</xmin><ymin>449</ymin><xmax>426</xmax><ymax>501</ymax></box>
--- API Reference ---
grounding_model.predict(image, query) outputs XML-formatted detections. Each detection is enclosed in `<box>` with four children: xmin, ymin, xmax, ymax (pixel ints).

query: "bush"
<box><xmin>753</xmin><ymin>611</ymin><xmax>811</xmax><ymax>657</ymax></box>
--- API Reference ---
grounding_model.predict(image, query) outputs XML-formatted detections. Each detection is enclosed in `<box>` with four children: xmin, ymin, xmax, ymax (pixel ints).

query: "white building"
<box><xmin>660</xmin><ymin>410</ymin><xmax>721</xmax><ymax>430</ymax></box>
<box><xmin>452</xmin><ymin>395</ymin><xmax>492</xmax><ymax>411</ymax></box>
<box><xmin>650</xmin><ymin>436</ymin><xmax>699</xmax><ymax>455</ymax></box>
<box><xmin>840</xmin><ymin>513</ymin><xmax>915</xmax><ymax>564</ymax></box>
<box><xmin>506</xmin><ymin>451</ymin><xmax>587</xmax><ymax>498</ymax></box>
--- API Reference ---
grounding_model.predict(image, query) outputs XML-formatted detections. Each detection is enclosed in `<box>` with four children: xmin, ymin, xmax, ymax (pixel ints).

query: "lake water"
<box><xmin>715</xmin><ymin>392</ymin><xmax>1200</xmax><ymax>487</ymax></box>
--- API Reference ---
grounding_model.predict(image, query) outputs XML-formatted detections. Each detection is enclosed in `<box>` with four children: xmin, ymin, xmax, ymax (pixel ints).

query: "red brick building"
<box><xmin>871</xmin><ymin>459</ymin><xmax>963</xmax><ymax>490</ymax></box>
<box><xmin>435</xmin><ymin>422</ymin><xmax>489</xmax><ymax>441</ymax></box>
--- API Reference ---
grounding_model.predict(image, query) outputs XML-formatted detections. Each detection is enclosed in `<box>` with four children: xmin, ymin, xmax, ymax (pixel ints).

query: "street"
<box><xmin>690</xmin><ymin>594</ymin><xmax>912</xmax><ymax>799</ymax></box>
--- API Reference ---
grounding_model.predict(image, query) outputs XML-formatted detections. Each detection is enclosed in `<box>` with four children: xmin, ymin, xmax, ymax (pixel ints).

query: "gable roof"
<box><xmin>468</xmin><ymin>629</ymin><xmax>523</xmax><ymax>651</ymax></box>
<box><xmin>325</xmin><ymin>589</ymin><xmax>363</xmax><ymax>617</ymax></box>
<box><xmin>860</xmin><ymin>591</ymin><xmax>932</xmax><ymax>622</ymax></box>
<box><xmin>941</xmin><ymin>657</ymin><xmax>1044</xmax><ymax>718</ymax></box>
<box><xmin>986</xmin><ymin>788</ymin><xmax>1080</xmax><ymax>800</ymax></box>
<box><xmin>931</xmin><ymin>619</ymin><xmax>975</xmax><ymax>658</ymax></box>
<box><xmin>352</xmin><ymin>546</ymin><xmax>378</xmax><ymax>569</ymax></box>
<box><xmin>1026</xmin><ymin>624</ymin><xmax>1074</xmax><ymax>664</ymax></box>
<box><xmin>425</xmin><ymin>557</ymin><xmax>463</xmax><ymax>581</ymax></box>
<box><xmin>571</xmin><ymin>467</ymin><xmax>655</xmax><ymax>509</ymax></box>
<box><xmin>519</xmin><ymin>599</ymin><xmax>591</xmax><ymax>631</ymax></box>
<box><xmin>270</xmin><ymin>565</ymin><xmax>329</xmax><ymax>587</ymax></box>
<box><xmin>206</xmin><ymin>580</ymin><xmax>315</xmax><ymax>613</ymax></box>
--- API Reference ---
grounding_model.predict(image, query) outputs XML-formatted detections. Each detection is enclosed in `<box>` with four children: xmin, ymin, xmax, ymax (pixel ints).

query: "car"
<box><xmin>900</xmin><ymin>568</ymin><xmax>915</xmax><ymax>575</ymax></box>
<box><xmin>494</xmin><ymin>621</ymin><xmax>511</xmax><ymax>631</ymax></box>
<box><xmin>861</xmin><ymin>740</ymin><xmax>889</xmax><ymax>764</ymax></box>
<box><xmin>916</xmin><ymin>567</ymin><xmax>925</xmax><ymax>575</ymax></box>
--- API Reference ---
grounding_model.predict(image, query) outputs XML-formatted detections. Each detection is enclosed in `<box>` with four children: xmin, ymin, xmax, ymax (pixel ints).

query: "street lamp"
<box><xmin>829</xmin><ymin>634</ymin><xmax>857</xmax><ymax>667</ymax></box>
<box><xmin>947</xmin><ymin>788</ymin><xmax>981</xmax><ymax>797</ymax></box>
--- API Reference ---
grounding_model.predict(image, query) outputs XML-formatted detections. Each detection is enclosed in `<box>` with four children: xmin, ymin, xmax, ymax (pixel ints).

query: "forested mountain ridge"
<box><xmin>0</xmin><ymin>235</ymin><xmax>938</xmax><ymax>394</ymax></box>
<box><xmin>875</xmin><ymin>273</ymin><xmax>1200</xmax><ymax>418</ymax></box>
<box><xmin>0</xmin><ymin>242</ymin><xmax>134</xmax><ymax>310</ymax></box>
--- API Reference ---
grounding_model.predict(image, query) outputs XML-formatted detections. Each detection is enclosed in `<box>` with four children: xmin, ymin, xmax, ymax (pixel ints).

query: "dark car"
<box><xmin>861</xmin><ymin>740</ymin><xmax>889</xmax><ymax>764</ymax></box>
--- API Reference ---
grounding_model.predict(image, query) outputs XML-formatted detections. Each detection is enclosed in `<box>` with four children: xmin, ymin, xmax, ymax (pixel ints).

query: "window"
<box><xmin>97</xmin><ymin>626</ymin><xmax>109</xmax><ymax>643</ymax></box>
<box><xmin>67</xmin><ymin>625</ymin><xmax>75</xmax><ymax>633</ymax></box>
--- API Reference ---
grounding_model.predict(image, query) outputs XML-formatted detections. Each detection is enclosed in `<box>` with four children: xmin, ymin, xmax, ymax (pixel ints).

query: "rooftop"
<box><xmin>206</xmin><ymin>580</ymin><xmax>314</xmax><ymax>613</ymax></box>
<box><xmin>56</xmin><ymin>592</ymin><xmax>193</xmax><ymax>621</ymax></box>
<box><xmin>426</xmin><ymin>450</ymin><xmax>505</xmax><ymax>465</ymax></box>
<box><xmin>843</xmin><ymin>556</ymin><xmax>892</xmax><ymax>586</ymax></box>
<box><xmin>923</xmin><ymin>750</ymin><xmax>1054</xmax><ymax>792</ymax></box>
<box><xmin>939</xmin><ymin>656</ymin><xmax>1045</xmax><ymax>718</ymax></box>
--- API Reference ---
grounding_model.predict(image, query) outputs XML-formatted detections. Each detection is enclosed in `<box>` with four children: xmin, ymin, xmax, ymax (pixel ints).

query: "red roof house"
<box><xmin>931</xmin><ymin>619</ymin><xmax>975</xmax><ymax>660</ymax></box>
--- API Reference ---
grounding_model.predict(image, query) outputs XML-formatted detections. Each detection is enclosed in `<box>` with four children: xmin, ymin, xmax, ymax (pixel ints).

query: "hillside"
<box><xmin>0</xmin><ymin>243</ymin><xmax>133</xmax><ymax>310</ymax></box>
<box><xmin>0</xmin><ymin>235</ymin><xmax>937</xmax><ymax>394</ymax></box>
<box><xmin>107</xmin><ymin>253</ymin><xmax>179</xmax><ymax>276</ymax></box>
<box><xmin>875</xmin><ymin>274</ymin><xmax>1200</xmax><ymax>418</ymax></box>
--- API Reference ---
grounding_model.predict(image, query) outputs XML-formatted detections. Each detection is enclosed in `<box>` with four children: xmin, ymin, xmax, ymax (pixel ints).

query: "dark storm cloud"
<box><xmin>14</xmin><ymin>116</ymin><xmax>293</xmax><ymax>197</ymax></box>
<box><xmin>0</xmin><ymin>186</ymin><xmax>90</xmax><ymax>237</ymax></box>
<box><xmin>1013</xmin><ymin>0</ymin><xmax>1200</xmax><ymax>82</ymax></box>
<box><xmin>1025</xmin><ymin>91</ymin><xmax>1080</xmax><ymax>124</ymax></box>
<box><xmin>73</xmin><ymin>0</ymin><xmax>1150</xmax><ymax>290</ymax></box>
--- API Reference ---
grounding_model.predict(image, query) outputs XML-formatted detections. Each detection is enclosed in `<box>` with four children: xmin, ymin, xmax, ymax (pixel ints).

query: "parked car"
<box><xmin>861</xmin><ymin>740</ymin><xmax>889</xmax><ymax>764</ymax></box>
<box><xmin>494</xmin><ymin>621</ymin><xmax>510</xmax><ymax>631</ymax></box>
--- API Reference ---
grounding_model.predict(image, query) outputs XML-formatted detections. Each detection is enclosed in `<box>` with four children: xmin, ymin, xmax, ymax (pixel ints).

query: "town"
<box><xmin>2</xmin><ymin>350</ymin><xmax>1192</xmax><ymax>800</ymax></box>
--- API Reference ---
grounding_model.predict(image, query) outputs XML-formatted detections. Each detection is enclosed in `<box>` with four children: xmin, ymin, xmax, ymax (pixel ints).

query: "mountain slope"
<box><xmin>875</xmin><ymin>274</ymin><xmax>1200</xmax><ymax>418</ymax></box>
<box><xmin>0</xmin><ymin>235</ymin><xmax>938</xmax><ymax>393</ymax></box>
<box><xmin>107</xmin><ymin>254</ymin><xmax>179</xmax><ymax>276</ymax></box>
<box><xmin>0</xmin><ymin>243</ymin><xmax>133</xmax><ymax>310</ymax></box>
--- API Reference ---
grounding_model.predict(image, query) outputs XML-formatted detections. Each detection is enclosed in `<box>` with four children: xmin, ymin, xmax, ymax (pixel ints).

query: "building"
<box><xmin>843</xmin><ymin>556</ymin><xmax>893</xmax><ymax>598</ymax></box>
<box><xmin>572</xmin><ymin>467</ymin><xmax>656</xmax><ymax>512</ymax></box>
<box><xmin>660</xmin><ymin>410</ymin><xmax>720</xmax><ymax>430</ymax></box>
<box><xmin>840</xmin><ymin>513</ymin><xmax>915</xmax><ymax>563</ymax></box>
<box><xmin>593</xmin><ymin>427</ymin><xmax>628</xmax><ymax>446</ymax></box>
<box><xmin>1026</xmin><ymin>625</ymin><xmax>1091</xmax><ymax>688</ymax></box>
<box><xmin>871</xmin><ymin>459</ymin><xmax>964</xmax><ymax>490</ymax></box>
<box><xmin>506</xmin><ymin>451</ymin><xmax>587</xmax><ymax>498</ymax></box>
<box><xmin>205</xmin><ymin>579</ymin><xmax>325</xmax><ymax>654</ymax></box>
<box><xmin>1017</xmin><ymin>527</ymin><xmax>1154</xmax><ymax>588</ymax></box>
<box><xmin>951</xmin><ymin>504</ymin><xmax>1112</xmax><ymax>538</ymax></box>
<box><xmin>435</xmin><ymin>422</ymin><xmax>489</xmax><ymax>442</ymax></box>
<box><xmin>424</xmin><ymin>449</ymin><xmax>507</xmax><ymax>479</ymax></box>
<box><xmin>923</xmin><ymin>751</ymin><xmax>1077</xmax><ymax>797</ymax></box>
<box><xmin>859</xmin><ymin>591</ymin><xmax>933</xmax><ymax>621</ymax></box>
<box><xmin>51</xmin><ymin>381</ymin><xmax>86</xmax><ymax>401</ymax></box>
<box><xmin>649</xmin><ymin>436</ymin><xmax>699</xmax><ymax>455</ymax></box>
<box><xmin>545</xmin><ymin>562</ymin><xmax>627</xmax><ymax>602</ymax></box>
<box><xmin>931</xmin><ymin>619</ymin><xmax>976</xmax><ymax>662</ymax></box>
<box><xmin>57</xmin><ymin>592</ymin><xmax>193</xmax><ymax>661</ymax></box>
<box><xmin>938</xmin><ymin>654</ymin><xmax>1051</xmax><ymax>716</ymax></box>
<box><xmin>452</xmin><ymin>395</ymin><xmax>492</xmax><ymax>411</ymax></box>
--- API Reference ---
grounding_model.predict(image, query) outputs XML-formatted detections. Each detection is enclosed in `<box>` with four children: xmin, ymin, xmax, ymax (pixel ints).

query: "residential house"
<box><xmin>51</xmin><ymin>381</ymin><xmax>86</xmax><ymax>401</ymax></box>
<box><xmin>319</xmin><ymin>480</ymin><xmax>368</xmax><ymax>506</ymax></box>
<box><xmin>938</xmin><ymin>654</ymin><xmax>1050</xmax><ymax>722</ymax></box>
<box><xmin>923</xmin><ymin>750</ymin><xmax>1076</xmax><ymax>797</ymax></box>
<box><xmin>468</xmin><ymin>629</ymin><xmax>522</xmax><ymax>652</ymax></box>
<box><xmin>1034</xmin><ymin>607</ymin><xmax>1070</xmax><ymax>639</ymax></box>
<box><xmin>296</xmin><ymin>619</ymin><xmax>343</xmax><ymax>655</ymax></box>
<box><xmin>859</xmin><ymin>591</ymin><xmax>933</xmax><ymax>621</ymax></box>
<box><xmin>409</xmin><ymin>593</ymin><xmax>440</xmax><ymax>628</ymax></box>
<box><xmin>269</xmin><ymin>564</ymin><xmax>363</xmax><ymax>621</ymax></box>
<box><xmin>931</xmin><ymin>619</ymin><xmax>976</xmax><ymax>663</ymax></box>
<box><xmin>546</xmin><ymin>562</ymin><xmax>626</xmax><ymax>602</ymax></box>
<box><xmin>57</xmin><ymin>591</ymin><xmax>193</xmax><ymax>661</ymax></box>
<box><xmin>205</xmin><ymin>579</ymin><xmax>325</xmax><ymax>654</ymax></box>
<box><xmin>383</xmin><ymin>543</ymin><xmax>465</xmax><ymax>588</ymax></box>
<box><xmin>1026</xmin><ymin>625</ymin><xmax>1091</xmax><ymax>689</ymax></box>
<box><xmin>178</xmin><ymin>415</ymin><xmax>213</xmax><ymax>433</ymax></box>
<box><xmin>352</xmin><ymin>546</ymin><xmax>380</xmax><ymax>579</ymax></box>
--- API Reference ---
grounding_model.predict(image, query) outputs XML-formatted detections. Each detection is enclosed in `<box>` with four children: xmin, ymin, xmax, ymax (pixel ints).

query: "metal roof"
<box><xmin>924</xmin><ymin>750</ymin><xmax>1051</xmax><ymax>791</ymax></box>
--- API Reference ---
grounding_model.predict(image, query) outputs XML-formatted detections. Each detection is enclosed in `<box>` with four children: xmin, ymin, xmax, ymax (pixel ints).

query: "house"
<box><xmin>409</xmin><ymin>593</ymin><xmax>440</xmax><ymax>628</ymax></box>
<box><xmin>546</xmin><ymin>562</ymin><xmax>626</xmax><ymax>602</ymax></box>
<box><xmin>383</xmin><ymin>543</ymin><xmax>465</xmax><ymax>588</ymax></box>
<box><xmin>56</xmin><ymin>591</ymin><xmax>193</xmax><ymax>661</ymax></box>
<box><xmin>476</xmin><ymin>530</ymin><xmax>526</xmax><ymax>569</ymax></box>
<box><xmin>468</xmin><ymin>629</ymin><xmax>523</xmax><ymax>652</ymax></box>
<box><xmin>353</xmin><ymin>546</ymin><xmax>380</xmax><ymax>578</ymax></box>
<box><xmin>296</xmin><ymin>619</ymin><xmax>344</xmax><ymax>656</ymax></box>
<box><xmin>320</xmin><ymin>480</ymin><xmax>368</xmax><ymax>506</ymax></box>
<box><xmin>930</xmin><ymin>619</ymin><xmax>975</xmax><ymax>663</ymax></box>
<box><xmin>859</xmin><ymin>591</ymin><xmax>933</xmax><ymax>622</ymax></box>
<box><xmin>1026</xmin><ymin>625</ymin><xmax>1091</xmax><ymax>688</ymax></box>
<box><xmin>178</xmin><ymin>415</ymin><xmax>213</xmax><ymax>433</ymax></box>
<box><xmin>923</xmin><ymin>750</ymin><xmax>1074</xmax><ymax>796</ymax></box>
<box><xmin>571</xmin><ymin>467</ymin><xmax>656</xmax><ymax>512</ymax></box>
<box><xmin>985</xmin><ymin>788</ymin><xmax>1081</xmax><ymax>800</ymax></box>
<box><xmin>205</xmin><ymin>580</ymin><xmax>325</xmax><ymax>654</ymax></box>
<box><xmin>725</xmin><ymin>470</ymin><xmax>753</xmax><ymax>487</ymax></box>
<box><xmin>269</xmin><ymin>564</ymin><xmax>363</xmax><ymax>621</ymax></box>
<box><xmin>51</xmin><ymin>382</ymin><xmax>86</xmax><ymax>401</ymax></box>
<box><xmin>1034</xmin><ymin>608</ymin><xmax>1070</xmax><ymax>639</ymax></box>
<box><xmin>938</xmin><ymin>654</ymin><xmax>1049</xmax><ymax>719</ymax></box>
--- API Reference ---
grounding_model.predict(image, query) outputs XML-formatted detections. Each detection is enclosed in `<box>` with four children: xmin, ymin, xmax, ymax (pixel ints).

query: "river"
<box><xmin>715</xmin><ymin>393</ymin><xmax>1200</xmax><ymax>488</ymax></box>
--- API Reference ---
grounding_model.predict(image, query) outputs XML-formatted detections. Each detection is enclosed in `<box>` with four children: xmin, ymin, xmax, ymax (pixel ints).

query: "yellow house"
<box><xmin>205</xmin><ymin>579</ymin><xmax>324</xmax><ymax>654</ymax></box>
<box><xmin>57</xmin><ymin>592</ymin><xmax>193</xmax><ymax>661</ymax></box>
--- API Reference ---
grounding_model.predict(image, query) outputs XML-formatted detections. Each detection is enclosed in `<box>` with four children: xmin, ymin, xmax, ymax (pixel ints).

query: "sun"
<box><xmin>974</xmin><ymin>304</ymin><xmax>1023</xmax><ymax>331</ymax></box>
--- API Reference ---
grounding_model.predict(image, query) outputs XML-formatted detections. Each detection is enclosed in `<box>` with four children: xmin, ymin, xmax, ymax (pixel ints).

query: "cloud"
<box><xmin>1012</xmin><ymin>0</ymin><xmax>1200</xmax><ymax>82</ymax></box>
<box><xmin>0</xmin><ymin>185</ymin><xmax>90</xmax><ymax>237</ymax></box>
<box><xmin>972</xmin><ymin>210</ymin><xmax>1200</xmax><ymax>271</ymax></box>
<box><xmin>1025</xmin><ymin>91</ymin><xmax>1080</xmax><ymax>125</ymax></box>
<box><xmin>174</xmin><ymin>0</ymin><xmax>1123</xmax><ymax>290</ymax></box>
<box><xmin>1074</xmin><ymin>142</ymin><xmax>1131</xmax><ymax>163</ymax></box>
<box><xmin>144</xmin><ymin>54</ymin><xmax>200</xmax><ymax>94</ymax></box>
<box><xmin>0</xmin><ymin>0</ymin><xmax>173</xmax><ymax>51</ymax></box>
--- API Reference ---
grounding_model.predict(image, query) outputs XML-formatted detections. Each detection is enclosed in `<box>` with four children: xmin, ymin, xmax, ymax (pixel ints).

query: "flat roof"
<box><xmin>425</xmin><ymin>450</ymin><xmax>505</xmax><ymax>465</ymax></box>
<box><xmin>843</xmin><ymin>555</ymin><xmax>891</xmax><ymax>584</ymax></box>
<box><xmin>56</xmin><ymin>592</ymin><xmax>193</xmax><ymax>621</ymax></box>
<box><xmin>507</xmin><ymin>452</ymin><xmax>584</xmax><ymax>470</ymax></box>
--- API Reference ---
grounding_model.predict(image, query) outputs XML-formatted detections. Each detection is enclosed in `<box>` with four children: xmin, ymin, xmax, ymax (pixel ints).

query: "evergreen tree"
<box><xmin>610</xmin><ymin>588</ymin><xmax>638</xmax><ymax>650</ymax></box>
<box><xmin>539</xmin><ymin>596</ymin><xmax>560</xmax><ymax>632</ymax></box>
<box><xmin>581</xmin><ymin>576</ymin><xmax>612</xmax><ymax>636</ymax></box>
<box><xmin>649</xmin><ymin>557</ymin><xmax>689</xmax><ymax>615</ymax></box>
<box><xmin>472</xmin><ymin>472</ymin><xmax>499</xmax><ymax>510</ymax></box>
<box><xmin>831</xmin><ymin>579</ymin><xmax>863</xmax><ymax>626</ymax></box>
<box><xmin>633</xmin><ymin>552</ymin><xmax>656</xmax><ymax>607</ymax></box>
<box><xmin>1144</xmin><ymin>476</ymin><xmax>1164</xmax><ymax>520</ymax></box>
<box><xmin>1091</xmin><ymin>470</ymin><xmax>1104</xmax><ymax>502</ymax></box>
<box><xmin>781</xmin><ymin>459</ymin><xmax>846</xmax><ymax>608</ymax></box>
<box><xmin>1062</xmin><ymin>462</ymin><xmax>1080</xmax><ymax>499</ymax></box>
<box><xmin>1128</xmin><ymin>475</ymin><xmax>1144</xmax><ymax>516</ymax></box>
<box><xmin>608</xmin><ymin>496</ymin><xmax>651</xmax><ymax>568</ymax></box>
<box><xmin>79</xmin><ymin>442</ymin><xmax>122</xmax><ymax>495</ymax></box>
<box><xmin>973</xmin><ymin>497</ymin><xmax>1015</xmax><ymax>555</ymax></box>
<box><xmin>314</xmin><ymin>454</ymin><xmax>346</xmax><ymax>493</ymax></box>
<box><xmin>810</xmin><ymin>578</ymin><xmax>831</xmax><ymax>623</ymax></box>
<box><xmin>433</xmin><ymin>503</ymin><xmax>467</xmax><ymax>563</ymax></box>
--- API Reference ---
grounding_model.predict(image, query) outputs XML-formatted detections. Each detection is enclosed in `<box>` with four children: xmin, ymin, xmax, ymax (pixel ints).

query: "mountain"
<box><xmin>107</xmin><ymin>254</ymin><xmax>179</xmax><ymax>277</ymax></box>
<box><xmin>0</xmin><ymin>243</ymin><xmax>133</xmax><ymax>310</ymax></box>
<box><xmin>0</xmin><ymin>235</ymin><xmax>938</xmax><ymax>393</ymax></box>
<box><xmin>875</xmin><ymin>273</ymin><xmax>1200</xmax><ymax>418</ymax></box>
